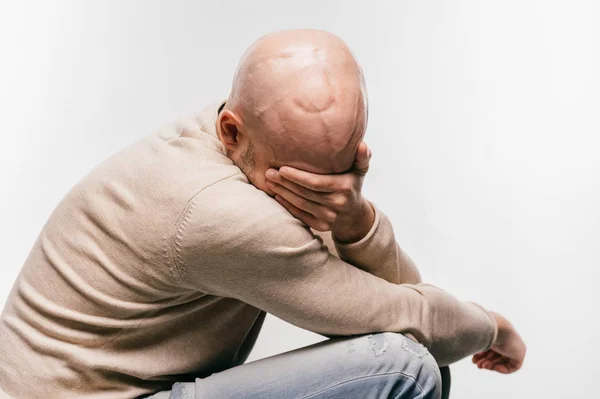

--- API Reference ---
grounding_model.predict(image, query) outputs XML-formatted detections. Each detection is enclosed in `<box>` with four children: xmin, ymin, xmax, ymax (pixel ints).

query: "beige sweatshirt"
<box><xmin>0</xmin><ymin>102</ymin><xmax>497</xmax><ymax>398</ymax></box>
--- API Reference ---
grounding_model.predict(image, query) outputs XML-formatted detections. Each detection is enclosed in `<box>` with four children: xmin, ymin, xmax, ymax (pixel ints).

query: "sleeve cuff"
<box><xmin>468</xmin><ymin>302</ymin><xmax>499</xmax><ymax>351</ymax></box>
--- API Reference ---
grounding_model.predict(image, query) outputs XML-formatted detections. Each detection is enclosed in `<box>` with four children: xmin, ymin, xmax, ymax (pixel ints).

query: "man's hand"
<box><xmin>472</xmin><ymin>311</ymin><xmax>527</xmax><ymax>374</ymax></box>
<box><xmin>265</xmin><ymin>142</ymin><xmax>375</xmax><ymax>244</ymax></box>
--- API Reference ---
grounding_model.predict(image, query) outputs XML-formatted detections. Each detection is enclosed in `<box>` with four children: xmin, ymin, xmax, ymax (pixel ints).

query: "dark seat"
<box><xmin>440</xmin><ymin>366</ymin><xmax>451</xmax><ymax>399</ymax></box>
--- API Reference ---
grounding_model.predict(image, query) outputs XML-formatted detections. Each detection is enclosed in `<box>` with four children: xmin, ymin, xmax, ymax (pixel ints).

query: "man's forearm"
<box><xmin>332</xmin><ymin>203</ymin><xmax>422</xmax><ymax>285</ymax></box>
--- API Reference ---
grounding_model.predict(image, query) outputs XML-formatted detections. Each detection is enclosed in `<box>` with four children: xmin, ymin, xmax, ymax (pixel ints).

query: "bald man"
<box><xmin>0</xmin><ymin>30</ymin><xmax>525</xmax><ymax>399</ymax></box>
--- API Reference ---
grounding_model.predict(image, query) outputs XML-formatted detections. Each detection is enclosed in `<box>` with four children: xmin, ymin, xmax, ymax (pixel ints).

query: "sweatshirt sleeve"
<box><xmin>173</xmin><ymin>177</ymin><xmax>497</xmax><ymax>366</ymax></box>
<box><xmin>329</xmin><ymin>202</ymin><xmax>422</xmax><ymax>285</ymax></box>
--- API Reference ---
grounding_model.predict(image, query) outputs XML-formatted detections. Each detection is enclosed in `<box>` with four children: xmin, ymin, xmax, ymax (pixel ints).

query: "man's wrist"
<box><xmin>332</xmin><ymin>199</ymin><xmax>376</xmax><ymax>244</ymax></box>
<box><xmin>489</xmin><ymin>311</ymin><xmax>509</xmax><ymax>348</ymax></box>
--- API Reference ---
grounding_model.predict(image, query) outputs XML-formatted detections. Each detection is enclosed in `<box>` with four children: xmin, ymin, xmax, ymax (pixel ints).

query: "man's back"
<box><xmin>0</xmin><ymin>101</ymin><xmax>500</xmax><ymax>398</ymax></box>
<box><xmin>0</xmin><ymin>102</ymin><xmax>268</xmax><ymax>398</ymax></box>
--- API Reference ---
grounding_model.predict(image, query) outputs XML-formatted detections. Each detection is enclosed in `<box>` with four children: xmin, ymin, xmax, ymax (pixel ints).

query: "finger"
<box><xmin>491</xmin><ymin>359</ymin><xmax>514</xmax><ymax>374</ymax></box>
<box><xmin>265</xmin><ymin>169</ymin><xmax>327</xmax><ymax>204</ymax></box>
<box><xmin>472</xmin><ymin>350</ymin><xmax>492</xmax><ymax>362</ymax></box>
<box><xmin>472</xmin><ymin>354</ymin><xmax>486</xmax><ymax>363</ymax></box>
<box><xmin>274</xmin><ymin>195</ymin><xmax>314</xmax><ymax>227</ymax></box>
<box><xmin>266</xmin><ymin>181</ymin><xmax>328</xmax><ymax>218</ymax></box>
<box><xmin>472</xmin><ymin>350</ymin><xmax>489</xmax><ymax>359</ymax></box>
<box><xmin>484</xmin><ymin>351</ymin><xmax>501</xmax><ymax>362</ymax></box>
<box><xmin>478</xmin><ymin>351</ymin><xmax>500</xmax><ymax>367</ymax></box>
<box><xmin>493</xmin><ymin>356</ymin><xmax>521</xmax><ymax>373</ymax></box>
<box><xmin>492</xmin><ymin>364</ymin><xmax>512</xmax><ymax>374</ymax></box>
<box><xmin>278</xmin><ymin>166</ymin><xmax>336</xmax><ymax>193</ymax></box>
<box><xmin>477</xmin><ymin>359</ymin><xmax>492</xmax><ymax>370</ymax></box>
<box><xmin>478</xmin><ymin>352</ymin><xmax>501</xmax><ymax>369</ymax></box>
<box><xmin>480</xmin><ymin>359</ymin><xmax>495</xmax><ymax>370</ymax></box>
<box><xmin>274</xmin><ymin>194</ymin><xmax>329</xmax><ymax>231</ymax></box>
<box><xmin>482</xmin><ymin>354</ymin><xmax>512</xmax><ymax>371</ymax></box>
<box><xmin>473</xmin><ymin>349</ymin><xmax>496</xmax><ymax>364</ymax></box>
<box><xmin>502</xmin><ymin>359</ymin><xmax>522</xmax><ymax>373</ymax></box>
<box><xmin>353</xmin><ymin>141</ymin><xmax>371</xmax><ymax>172</ymax></box>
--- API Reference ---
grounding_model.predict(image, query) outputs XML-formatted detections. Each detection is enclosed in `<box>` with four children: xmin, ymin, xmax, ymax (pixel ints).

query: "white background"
<box><xmin>1</xmin><ymin>1</ymin><xmax>599</xmax><ymax>398</ymax></box>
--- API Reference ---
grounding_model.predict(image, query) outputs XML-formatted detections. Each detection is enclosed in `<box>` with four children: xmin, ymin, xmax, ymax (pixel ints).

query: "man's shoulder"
<box><xmin>173</xmin><ymin>175</ymin><xmax>320</xmax><ymax>284</ymax></box>
<box><xmin>191</xmin><ymin>176</ymin><xmax>290</xmax><ymax>227</ymax></box>
<box><xmin>175</xmin><ymin>175</ymin><xmax>312</xmax><ymax>251</ymax></box>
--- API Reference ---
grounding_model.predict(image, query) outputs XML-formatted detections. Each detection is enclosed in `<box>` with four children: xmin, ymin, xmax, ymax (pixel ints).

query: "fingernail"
<box><xmin>266</xmin><ymin>169</ymin><xmax>276</xmax><ymax>179</ymax></box>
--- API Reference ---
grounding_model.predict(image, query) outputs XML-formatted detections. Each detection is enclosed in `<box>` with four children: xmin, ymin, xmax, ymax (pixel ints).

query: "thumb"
<box><xmin>353</xmin><ymin>142</ymin><xmax>371</xmax><ymax>172</ymax></box>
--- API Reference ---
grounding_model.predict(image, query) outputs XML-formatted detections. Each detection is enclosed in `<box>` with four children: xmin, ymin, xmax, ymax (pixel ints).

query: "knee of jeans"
<box><xmin>418</xmin><ymin>350</ymin><xmax>443</xmax><ymax>398</ymax></box>
<box><xmin>368</xmin><ymin>333</ymin><xmax>442</xmax><ymax>398</ymax></box>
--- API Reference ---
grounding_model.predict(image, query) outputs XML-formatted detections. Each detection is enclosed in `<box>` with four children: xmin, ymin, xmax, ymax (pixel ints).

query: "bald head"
<box><xmin>217</xmin><ymin>29</ymin><xmax>368</xmax><ymax>191</ymax></box>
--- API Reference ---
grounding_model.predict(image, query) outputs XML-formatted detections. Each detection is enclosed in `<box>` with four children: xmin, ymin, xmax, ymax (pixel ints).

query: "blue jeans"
<box><xmin>147</xmin><ymin>332</ymin><xmax>443</xmax><ymax>399</ymax></box>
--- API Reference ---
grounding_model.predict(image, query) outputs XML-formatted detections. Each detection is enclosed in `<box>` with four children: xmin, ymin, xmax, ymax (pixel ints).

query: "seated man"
<box><xmin>0</xmin><ymin>29</ymin><xmax>525</xmax><ymax>399</ymax></box>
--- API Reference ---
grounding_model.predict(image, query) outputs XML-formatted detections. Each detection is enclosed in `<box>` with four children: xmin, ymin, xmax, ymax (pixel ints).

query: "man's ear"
<box><xmin>217</xmin><ymin>110</ymin><xmax>244</xmax><ymax>151</ymax></box>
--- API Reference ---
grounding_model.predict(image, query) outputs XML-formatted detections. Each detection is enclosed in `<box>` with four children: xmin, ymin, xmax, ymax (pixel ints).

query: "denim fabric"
<box><xmin>147</xmin><ymin>332</ymin><xmax>442</xmax><ymax>399</ymax></box>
